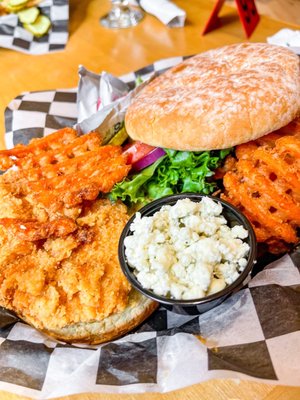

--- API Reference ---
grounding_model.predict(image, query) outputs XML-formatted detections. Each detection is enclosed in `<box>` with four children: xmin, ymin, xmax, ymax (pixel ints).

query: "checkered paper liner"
<box><xmin>0</xmin><ymin>0</ymin><xmax>68</xmax><ymax>55</ymax></box>
<box><xmin>1</xmin><ymin>57</ymin><xmax>300</xmax><ymax>399</ymax></box>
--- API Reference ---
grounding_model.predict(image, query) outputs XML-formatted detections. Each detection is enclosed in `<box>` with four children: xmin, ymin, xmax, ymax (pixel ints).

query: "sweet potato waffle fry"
<box><xmin>0</xmin><ymin>127</ymin><xmax>98</xmax><ymax>170</ymax></box>
<box><xmin>222</xmin><ymin>118</ymin><xmax>300</xmax><ymax>253</ymax></box>
<box><xmin>0</xmin><ymin>127</ymin><xmax>131</xmax><ymax>236</ymax></box>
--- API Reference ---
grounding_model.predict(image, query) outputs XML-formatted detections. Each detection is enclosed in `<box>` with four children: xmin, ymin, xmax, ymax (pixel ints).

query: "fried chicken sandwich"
<box><xmin>0</xmin><ymin>42</ymin><xmax>299</xmax><ymax>344</ymax></box>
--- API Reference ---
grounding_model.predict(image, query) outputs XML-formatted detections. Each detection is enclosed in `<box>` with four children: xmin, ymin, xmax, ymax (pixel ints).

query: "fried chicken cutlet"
<box><xmin>0</xmin><ymin>199</ymin><xmax>132</xmax><ymax>331</ymax></box>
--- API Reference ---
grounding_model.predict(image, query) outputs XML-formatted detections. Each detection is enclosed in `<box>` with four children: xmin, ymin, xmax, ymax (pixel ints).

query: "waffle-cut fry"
<box><xmin>0</xmin><ymin>127</ymin><xmax>78</xmax><ymax>170</ymax></box>
<box><xmin>253</xmin><ymin>147</ymin><xmax>300</xmax><ymax>192</ymax></box>
<box><xmin>255</xmin><ymin>132</ymin><xmax>282</xmax><ymax>148</ymax></box>
<box><xmin>222</xmin><ymin>121</ymin><xmax>300</xmax><ymax>253</ymax></box>
<box><xmin>23</xmin><ymin>151</ymin><xmax>130</xmax><ymax>213</ymax></box>
<box><xmin>223</xmin><ymin>171</ymin><xmax>298</xmax><ymax>244</ymax></box>
<box><xmin>4</xmin><ymin>133</ymin><xmax>105</xmax><ymax>183</ymax></box>
<box><xmin>0</xmin><ymin>127</ymin><xmax>131</xmax><ymax>236</ymax></box>
<box><xmin>276</xmin><ymin>136</ymin><xmax>300</xmax><ymax>159</ymax></box>
<box><xmin>13</xmin><ymin>131</ymin><xmax>103</xmax><ymax>174</ymax></box>
<box><xmin>221</xmin><ymin>194</ymin><xmax>273</xmax><ymax>242</ymax></box>
<box><xmin>234</xmin><ymin>142</ymin><xmax>258</xmax><ymax>160</ymax></box>
<box><xmin>19</xmin><ymin>146</ymin><xmax>127</xmax><ymax>188</ymax></box>
<box><xmin>239</xmin><ymin>159</ymin><xmax>300</xmax><ymax>223</ymax></box>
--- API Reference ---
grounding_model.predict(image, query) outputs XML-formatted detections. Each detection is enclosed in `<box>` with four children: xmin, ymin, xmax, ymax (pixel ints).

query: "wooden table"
<box><xmin>0</xmin><ymin>1</ymin><xmax>299</xmax><ymax>399</ymax></box>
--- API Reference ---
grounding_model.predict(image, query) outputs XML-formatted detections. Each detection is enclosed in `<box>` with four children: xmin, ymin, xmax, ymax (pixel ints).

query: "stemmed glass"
<box><xmin>100</xmin><ymin>0</ymin><xmax>144</xmax><ymax>29</ymax></box>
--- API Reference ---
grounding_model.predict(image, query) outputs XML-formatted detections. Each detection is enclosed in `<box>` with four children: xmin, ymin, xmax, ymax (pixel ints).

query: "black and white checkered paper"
<box><xmin>0</xmin><ymin>0</ymin><xmax>68</xmax><ymax>54</ymax></box>
<box><xmin>1</xmin><ymin>57</ymin><xmax>300</xmax><ymax>399</ymax></box>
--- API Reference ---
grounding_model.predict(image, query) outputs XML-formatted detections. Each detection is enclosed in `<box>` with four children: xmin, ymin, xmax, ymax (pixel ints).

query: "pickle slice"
<box><xmin>18</xmin><ymin>6</ymin><xmax>39</xmax><ymax>23</ymax></box>
<box><xmin>108</xmin><ymin>126</ymin><xmax>129</xmax><ymax>146</ymax></box>
<box><xmin>6</xmin><ymin>3</ymin><xmax>26</xmax><ymax>12</ymax></box>
<box><xmin>9</xmin><ymin>0</ymin><xmax>28</xmax><ymax>6</ymax></box>
<box><xmin>24</xmin><ymin>14</ymin><xmax>51</xmax><ymax>37</ymax></box>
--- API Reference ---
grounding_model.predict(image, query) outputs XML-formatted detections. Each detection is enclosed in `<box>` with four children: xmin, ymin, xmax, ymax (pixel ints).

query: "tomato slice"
<box><xmin>123</xmin><ymin>141</ymin><xmax>156</xmax><ymax>164</ymax></box>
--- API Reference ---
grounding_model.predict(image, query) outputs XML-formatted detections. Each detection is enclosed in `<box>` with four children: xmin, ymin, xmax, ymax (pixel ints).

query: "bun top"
<box><xmin>125</xmin><ymin>43</ymin><xmax>300</xmax><ymax>151</ymax></box>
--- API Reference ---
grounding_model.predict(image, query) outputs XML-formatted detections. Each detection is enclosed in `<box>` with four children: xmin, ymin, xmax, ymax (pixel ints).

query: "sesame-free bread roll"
<box><xmin>125</xmin><ymin>43</ymin><xmax>300</xmax><ymax>151</ymax></box>
<box><xmin>22</xmin><ymin>290</ymin><xmax>158</xmax><ymax>344</ymax></box>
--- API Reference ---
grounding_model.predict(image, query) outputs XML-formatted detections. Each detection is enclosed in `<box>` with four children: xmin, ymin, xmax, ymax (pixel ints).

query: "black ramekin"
<box><xmin>118</xmin><ymin>193</ymin><xmax>257</xmax><ymax>315</ymax></box>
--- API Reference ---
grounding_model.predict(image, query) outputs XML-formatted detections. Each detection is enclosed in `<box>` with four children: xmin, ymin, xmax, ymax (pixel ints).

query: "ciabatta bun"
<box><xmin>21</xmin><ymin>290</ymin><xmax>158</xmax><ymax>344</ymax></box>
<box><xmin>125</xmin><ymin>43</ymin><xmax>300</xmax><ymax>151</ymax></box>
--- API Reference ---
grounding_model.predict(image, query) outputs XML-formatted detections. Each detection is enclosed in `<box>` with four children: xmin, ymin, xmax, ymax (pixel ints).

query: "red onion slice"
<box><xmin>132</xmin><ymin>147</ymin><xmax>166</xmax><ymax>171</ymax></box>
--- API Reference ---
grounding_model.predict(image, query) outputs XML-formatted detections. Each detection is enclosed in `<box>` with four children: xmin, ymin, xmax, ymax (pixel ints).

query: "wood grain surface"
<box><xmin>0</xmin><ymin>0</ymin><xmax>299</xmax><ymax>399</ymax></box>
<box><xmin>227</xmin><ymin>0</ymin><xmax>300</xmax><ymax>25</ymax></box>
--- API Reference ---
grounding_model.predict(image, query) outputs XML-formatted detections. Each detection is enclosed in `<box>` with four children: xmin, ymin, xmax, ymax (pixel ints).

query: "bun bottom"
<box><xmin>20</xmin><ymin>290</ymin><xmax>158</xmax><ymax>344</ymax></box>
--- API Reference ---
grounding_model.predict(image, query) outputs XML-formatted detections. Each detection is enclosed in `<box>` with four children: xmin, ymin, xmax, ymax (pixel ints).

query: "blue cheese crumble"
<box><xmin>124</xmin><ymin>197</ymin><xmax>250</xmax><ymax>300</ymax></box>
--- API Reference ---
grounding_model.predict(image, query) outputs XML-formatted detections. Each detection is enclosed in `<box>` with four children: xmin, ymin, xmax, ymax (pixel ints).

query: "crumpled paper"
<box><xmin>267</xmin><ymin>28</ymin><xmax>300</xmax><ymax>55</ymax></box>
<box><xmin>130</xmin><ymin>0</ymin><xmax>186</xmax><ymax>27</ymax></box>
<box><xmin>76</xmin><ymin>65</ymin><xmax>157</xmax><ymax>143</ymax></box>
<box><xmin>77</xmin><ymin>66</ymin><xmax>130</xmax><ymax>123</ymax></box>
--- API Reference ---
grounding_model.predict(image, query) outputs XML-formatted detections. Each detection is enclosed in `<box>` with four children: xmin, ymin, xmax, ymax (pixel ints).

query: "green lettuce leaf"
<box><xmin>109</xmin><ymin>156</ymin><xmax>166</xmax><ymax>203</ymax></box>
<box><xmin>110</xmin><ymin>148</ymin><xmax>231</xmax><ymax>205</ymax></box>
